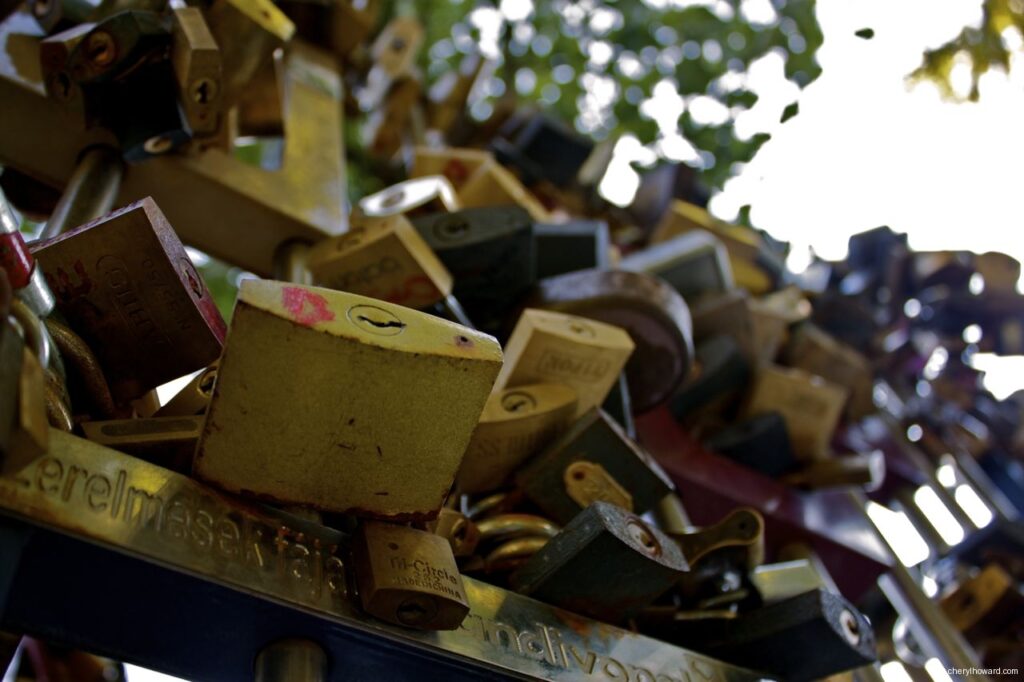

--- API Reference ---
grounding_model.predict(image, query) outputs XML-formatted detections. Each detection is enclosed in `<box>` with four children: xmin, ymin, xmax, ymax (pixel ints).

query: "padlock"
<box><xmin>455</xmin><ymin>382</ymin><xmax>577</xmax><ymax>493</ymax></box>
<box><xmin>368</xmin><ymin>16</ymin><xmax>423</xmax><ymax>84</ymax></box>
<box><xmin>456</xmin><ymin>158</ymin><xmax>550</xmax><ymax>222</ymax></box>
<box><xmin>780</xmin><ymin>450</ymin><xmax>885</xmax><ymax>490</ymax></box>
<box><xmin>428</xmin><ymin>508</ymin><xmax>480</xmax><ymax>558</ymax></box>
<box><xmin>781</xmin><ymin>323</ymin><xmax>874</xmax><ymax>420</ymax></box>
<box><xmin>31</xmin><ymin>198</ymin><xmax>226</xmax><ymax>403</ymax></box>
<box><xmin>690</xmin><ymin>289</ymin><xmax>757</xmax><ymax>366</ymax></box>
<box><xmin>493</xmin><ymin>308</ymin><xmax>633</xmax><ymax>419</ymax></box>
<box><xmin>672</xmin><ymin>507</ymin><xmax>765</xmax><ymax>609</ymax></box>
<box><xmin>326</xmin><ymin>0</ymin><xmax>379</xmax><ymax>60</ymax></box>
<box><xmin>170</xmin><ymin>7</ymin><xmax>221</xmax><ymax>138</ymax></box>
<box><xmin>533</xmin><ymin>220</ymin><xmax>612</xmax><ymax>279</ymax></box>
<box><xmin>619</xmin><ymin>229</ymin><xmax>733</xmax><ymax>300</ymax></box>
<box><xmin>489</xmin><ymin>113</ymin><xmax>593</xmax><ymax>189</ymax></box>
<box><xmin>749</xmin><ymin>559</ymin><xmax>829</xmax><ymax>605</ymax></box>
<box><xmin>511</xmin><ymin>501</ymin><xmax>688</xmax><ymax>622</ymax></box>
<box><xmin>32</xmin><ymin>198</ymin><xmax>222</xmax><ymax>400</ymax></box>
<box><xmin>234</xmin><ymin>45</ymin><xmax>285</xmax><ymax>139</ymax></box>
<box><xmin>306</xmin><ymin>213</ymin><xmax>452</xmax><ymax>311</ymax></box>
<box><xmin>746</xmin><ymin>296</ymin><xmax>794</xmax><ymax>367</ymax></box>
<box><xmin>516</xmin><ymin>407</ymin><xmax>673</xmax><ymax>525</ymax></box>
<box><xmin>974</xmin><ymin>251</ymin><xmax>1021</xmax><ymax>293</ymax></box>
<box><xmin>412</xmin><ymin>206</ymin><xmax>536</xmax><ymax>326</ymax></box>
<box><xmin>153</xmin><ymin>363</ymin><xmax>218</xmax><ymax>417</ymax></box>
<box><xmin>29</xmin><ymin>0</ymin><xmax>165</xmax><ymax>35</ymax></box>
<box><xmin>651</xmin><ymin>200</ymin><xmax>777</xmax><ymax>295</ymax></box>
<box><xmin>410</xmin><ymin>147</ymin><xmax>491</xmax><ymax>192</ymax></box>
<box><xmin>940</xmin><ymin>564</ymin><xmax>1024</xmax><ymax>639</ymax></box>
<box><xmin>2</xmin><ymin>337</ymin><xmax>49</xmax><ymax>476</ymax></box>
<box><xmin>359</xmin><ymin>176</ymin><xmax>459</xmax><ymax>219</ymax></box>
<box><xmin>644</xmin><ymin>589</ymin><xmax>876</xmax><ymax>681</ymax></box>
<box><xmin>81</xmin><ymin>415</ymin><xmax>202</xmax><ymax>473</ymax></box>
<box><xmin>703</xmin><ymin>412</ymin><xmax>799</xmax><ymax>477</ymax></box>
<box><xmin>669</xmin><ymin>335</ymin><xmax>750</xmax><ymax>423</ymax></box>
<box><xmin>351</xmin><ymin>520</ymin><xmax>469</xmax><ymax>630</ymax></box>
<box><xmin>741</xmin><ymin>365</ymin><xmax>848</xmax><ymax>461</ymax></box>
<box><xmin>530</xmin><ymin>268</ymin><xmax>694</xmax><ymax>412</ymax></box>
<box><xmin>203</xmin><ymin>0</ymin><xmax>295</xmax><ymax>109</ymax></box>
<box><xmin>363</xmin><ymin>76</ymin><xmax>423</xmax><ymax>159</ymax></box>
<box><xmin>427</xmin><ymin>52</ymin><xmax>486</xmax><ymax>136</ymax></box>
<box><xmin>193</xmin><ymin>280</ymin><xmax>502</xmax><ymax>519</ymax></box>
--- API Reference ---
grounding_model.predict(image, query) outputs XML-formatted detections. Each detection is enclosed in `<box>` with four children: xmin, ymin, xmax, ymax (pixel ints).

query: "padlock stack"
<box><xmin>1</xmin><ymin>2</ymin><xmax>1022</xmax><ymax>681</ymax></box>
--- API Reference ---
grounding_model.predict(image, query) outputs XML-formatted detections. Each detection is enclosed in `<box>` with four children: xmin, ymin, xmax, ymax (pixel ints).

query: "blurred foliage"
<box><xmin>911</xmin><ymin>0</ymin><xmax>1024</xmax><ymax>100</ymax></box>
<box><xmin>393</xmin><ymin>0</ymin><xmax>824</xmax><ymax>192</ymax></box>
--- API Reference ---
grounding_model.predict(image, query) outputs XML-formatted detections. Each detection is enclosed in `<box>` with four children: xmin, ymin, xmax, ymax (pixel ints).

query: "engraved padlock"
<box><xmin>193</xmin><ymin>280</ymin><xmax>502</xmax><ymax>519</ymax></box>
<box><xmin>30</xmin><ymin>197</ymin><xmax>226</xmax><ymax>403</ymax></box>
<box><xmin>456</xmin><ymin>382</ymin><xmax>577</xmax><ymax>493</ymax></box>
<box><xmin>494</xmin><ymin>308</ymin><xmax>633</xmax><ymax>419</ymax></box>
<box><xmin>351</xmin><ymin>521</ymin><xmax>469</xmax><ymax>630</ymax></box>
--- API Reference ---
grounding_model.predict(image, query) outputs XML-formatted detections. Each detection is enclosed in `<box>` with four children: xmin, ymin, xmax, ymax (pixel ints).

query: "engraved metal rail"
<box><xmin>0</xmin><ymin>429</ymin><xmax>767</xmax><ymax>681</ymax></box>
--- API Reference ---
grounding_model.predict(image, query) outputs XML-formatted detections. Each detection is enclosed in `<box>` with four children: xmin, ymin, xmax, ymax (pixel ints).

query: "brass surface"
<box><xmin>352</xmin><ymin>521</ymin><xmax>470</xmax><ymax>631</ymax></box>
<box><xmin>194</xmin><ymin>280</ymin><xmax>502</xmax><ymax>519</ymax></box>
<box><xmin>0</xmin><ymin>13</ymin><xmax>347</xmax><ymax>275</ymax></box>
<box><xmin>0</xmin><ymin>431</ymin><xmax>763</xmax><ymax>680</ymax></box>
<box><xmin>307</xmin><ymin>213</ymin><xmax>453</xmax><ymax>309</ymax></box>
<box><xmin>170</xmin><ymin>7</ymin><xmax>221</xmax><ymax>137</ymax></box>
<box><xmin>457</xmin><ymin>158</ymin><xmax>550</xmax><ymax>222</ymax></box>
<box><xmin>495</xmin><ymin>309</ymin><xmax>634</xmax><ymax>419</ymax></box>
<box><xmin>457</xmin><ymin>383</ymin><xmax>578</xmax><ymax>493</ymax></box>
<box><xmin>563</xmin><ymin>461</ymin><xmax>633</xmax><ymax>512</ymax></box>
<box><xmin>742</xmin><ymin>365</ymin><xmax>848</xmax><ymax>461</ymax></box>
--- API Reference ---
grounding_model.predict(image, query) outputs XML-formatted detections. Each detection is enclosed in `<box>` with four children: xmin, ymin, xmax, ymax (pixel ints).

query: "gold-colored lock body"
<box><xmin>782</xmin><ymin>324</ymin><xmax>874</xmax><ymax>419</ymax></box>
<box><xmin>411</xmin><ymin>147</ymin><xmax>491</xmax><ymax>191</ymax></box>
<box><xmin>194</xmin><ymin>280</ymin><xmax>502</xmax><ymax>520</ymax></box>
<box><xmin>3</xmin><ymin>347</ymin><xmax>48</xmax><ymax>476</ymax></box>
<box><xmin>170</xmin><ymin>7</ymin><xmax>221</xmax><ymax>137</ymax></box>
<box><xmin>352</xmin><ymin>521</ymin><xmax>469</xmax><ymax>630</ymax></box>
<box><xmin>456</xmin><ymin>382</ymin><xmax>577</xmax><ymax>493</ymax></box>
<box><xmin>742</xmin><ymin>365</ymin><xmax>848</xmax><ymax>461</ymax></box>
<box><xmin>457</xmin><ymin>159</ymin><xmax>550</xmax><ymax>222</ymax></box>
<box><xmin>495</xmin><ymin>308</ymin><xmax>633</xmax><ymax>418</ymax></box>
<box><xmin>306</xmin><ymin>214</ymin><xmax>452</xmax><ymax>310</ymax></box>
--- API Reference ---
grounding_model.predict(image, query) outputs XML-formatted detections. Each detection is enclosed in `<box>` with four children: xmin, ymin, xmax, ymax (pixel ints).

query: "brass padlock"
<box><xmin>511</xmin><ymin>501</ymin><xmax>688</xmax><ymax>622</ymax></box>
<box><xmin>31</xmin><ymin>197</ymin><xmax>226</xmax><ymax>403</ymax></box>
<box><xmin>741</xmin><ymin>365</ymin><xmax>847</xmax><ymax>461</ymax></box>
<box><xmin>530</xmin><ymin>268</ymin><xmax>694</xmax><ymax>412</ymax></box>
<box><xmin>410</xmin><ymin>146</ymin><xmax>491</xmax><ymax>192</ymax></box>
<box><xmin>619</xmin><ymin>229</ymin><xmax>733</xmax><ymax>300</ymax></box>
<box><xmin>170</xmin><ymin>7</ymin><xmax>221</xmax><ymax>137</ymax></box>
<box><xmin>203</xmin><ymin>0</ymin><xmax>295</xmax><ymax>109</ymax></box>
<box><xmin>3</xmin><ymin>344</ymin><xmax>49</xmax><ymax>475</ymax></box>
<box><xmin>781</xmin><ymin>323</ymin><xmax>874</xmax><ymax>420</ymax></box>
<box><xmin>974</xmin><ymin>251</ymin><xmax>1020</xmax><ymax>293</ymax></box>
<box><xmin>455</xmin><ymin>382</ymin><xmax>577</xmax><ymax>494</ymax></box>
<box><xmin>494</xmin><ymin>308</ymin><xmax>633</xmax><ymax>419</ymax></box>
<box><xmin>456</xmin><ymin>158</ymin><xmax>550</xmax><ymax>222</ymax></box>
<box><xmin>516</xmin><ymin>408</ymin><xmax>674</xmax><ymax>525</ymax></box>
<box><xmin>363</xmin><ymin>76</ymin><xmax>423</xmax><ymax>159</ymax></box>
<box><xmin>428</xmin><ymin>508</ymin><xmax>480</xmax><ymax>558</ymax></box>
<box><xmin>940</xmin><ymin>564</ymin><xmax>1022</xmax><ymax>637</ymax></box>
<box><xmin>351</xmin><ymin>521</ymin><xmax>469</xmax><ymax>630</ymax></box>
<box><xmin>193</xmin><ymin>280</ymin><xmax>502</xmax><ymax>519</ymax></box>
<box><xmin>305</xmin><ymin>213</ymin><xmax>452</xmax><ymax>311</ymax></box>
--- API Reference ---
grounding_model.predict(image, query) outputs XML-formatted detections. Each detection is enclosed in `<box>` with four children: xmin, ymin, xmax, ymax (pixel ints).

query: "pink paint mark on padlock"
<box><xmin>282</xmin><ymin>286</ymin><xmax>335</xmax><ymax>327</ymax></box>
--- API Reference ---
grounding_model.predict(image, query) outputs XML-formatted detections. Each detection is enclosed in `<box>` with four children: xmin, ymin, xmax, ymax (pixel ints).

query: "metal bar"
<box><xmin>39</xmin><ymin>146</ymin><xmax>123</xmax><ymax>240</ymax></box>
<box><xmin>0</xmin><ymin>430</ymin><xmax>765</xmax><ymax>682</ymax></box>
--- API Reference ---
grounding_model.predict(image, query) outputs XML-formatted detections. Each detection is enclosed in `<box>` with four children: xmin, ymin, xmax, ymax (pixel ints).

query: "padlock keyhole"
<box><xmin>357</xmin><ymin>315</ymin><xmax>405</xmax><ymax>330</ymax></box>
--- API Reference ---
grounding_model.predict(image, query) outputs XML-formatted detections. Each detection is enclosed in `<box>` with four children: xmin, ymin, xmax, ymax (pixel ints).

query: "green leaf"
<box><xmin>780</xmin><ymin>101</ymin><xmax>799</xmax><ymax>123</ymax></box>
